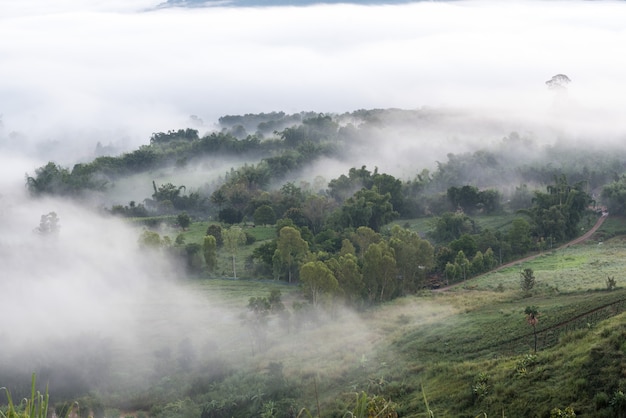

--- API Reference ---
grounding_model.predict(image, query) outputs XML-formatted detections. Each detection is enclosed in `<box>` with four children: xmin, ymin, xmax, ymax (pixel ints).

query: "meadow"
<box><xmin>133</xmin><ymin>215</ymin><xmax>626</xmax><ymax>417</ymax></box>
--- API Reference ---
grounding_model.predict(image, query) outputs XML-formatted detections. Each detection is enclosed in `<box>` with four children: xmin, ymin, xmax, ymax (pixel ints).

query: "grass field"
<box><xmin>94</xmin><ymin>215</ymin><xmax>626</xmax><ymax>417</ymax></box>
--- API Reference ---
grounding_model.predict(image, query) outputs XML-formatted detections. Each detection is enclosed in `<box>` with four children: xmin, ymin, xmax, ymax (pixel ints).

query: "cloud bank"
<box><xmin>2</xmin><ymin>0</ymin><xmax>626</xmax><ymax>162</ymax></box>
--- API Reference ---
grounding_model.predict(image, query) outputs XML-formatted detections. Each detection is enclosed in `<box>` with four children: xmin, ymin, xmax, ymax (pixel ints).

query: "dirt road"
<box><xmin>434</xmin><ymin>213</ymin><xmax>608</xmax><ymax>292</ymax></box>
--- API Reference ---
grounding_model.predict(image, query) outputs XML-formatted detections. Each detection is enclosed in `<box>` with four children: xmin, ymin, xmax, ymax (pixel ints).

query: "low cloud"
<box><xmin>1</xmin><ymin>0</ymin><xmax>626</xmax><ymax>163</ymax></box>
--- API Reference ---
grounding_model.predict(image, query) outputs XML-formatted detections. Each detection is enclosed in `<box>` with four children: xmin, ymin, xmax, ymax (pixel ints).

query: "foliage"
<box><xmin>274</xmin><ymin>226</ymin><xmax>309</xmax><ymax>283</ymax></box>
<box><xmin>203</xmin><ymin>235</ymin><xmax>218</xmax><ymax>273</ymax></box>
<box><xmin>176</xmin><ymin>212</ymin><xmax>191</xmax><ymax>230</ymax></box>
<box><xmin>299</xmin><ymin>261</ymin><xmax>338</xmax><ymax>307</ymax></box>
<box><xmin>223</xmin><ymin>226</ymin><xmax>246</xmax><ymax>278</ymax></box>
<box><xmin>342</xmin><ymin>392</ymin><xmax>398</xmax><ymax>418</ymax></box>
<box><xmin>35</xmin><ymin>212</ymin><xmax>60</xmax><ymax>236</ymax></box>
<box><xmin>606</xmin><ymin>276</ymin><xmax>617</xmax><ymax>291</ymax></box>
<box><xmin>0</xmin><ymin>374</ymin><xmax>49</xmax><ymax>418</ymax></box>
<box><xmin>253</xmin><ymin>204</ymin><xmax>276</xmax><ymax>226</ymax></box>
<box><xmin>526</xmin><ymin>174</ymin><xmax>593</xmax><ymax>242</ymax></box>
<box><xmin>520</xmin><ymin>268</ymin><xmax>536</xmax><ymax>293</ymax></box>
<box><xmin>472</xmin><ymin>372</ymin><xmax>490</xmax><ymax>402</ymax></box>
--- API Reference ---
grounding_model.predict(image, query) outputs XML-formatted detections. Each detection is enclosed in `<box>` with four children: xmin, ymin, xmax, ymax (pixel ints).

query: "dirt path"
<box><xmin>433</xmin><ymin>213</ymin><xmax>609</xmax><ymax>292</ymax></box>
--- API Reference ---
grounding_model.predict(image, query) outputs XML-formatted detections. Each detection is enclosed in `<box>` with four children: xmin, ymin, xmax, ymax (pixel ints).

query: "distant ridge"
<box><xmin>157</xmin><ymin>0</ymin><xmax>433</xmax><ymax>8</ymax></box>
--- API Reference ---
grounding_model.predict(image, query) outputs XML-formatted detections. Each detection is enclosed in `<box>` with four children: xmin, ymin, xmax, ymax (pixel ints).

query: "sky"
<box><xmin>2</xmin><ymin>0</ymin><xmax>626</xmax><ymax>166</ymax></box>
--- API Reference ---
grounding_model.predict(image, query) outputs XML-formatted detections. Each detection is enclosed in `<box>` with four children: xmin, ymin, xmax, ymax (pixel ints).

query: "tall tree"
<box><xmin>351</xmin><ymin>226</ymin><xmax>382</xmax><ymax>260</ymax></box>
<box><xmin>338</xmin><ymin>188</ymin><xmax>397</xmax><ymax>232</ymax></box>
<box><xmin>299</xmin><ymin>261</ymin><xmax>338</xmax><ymax>307</ymax></box>
<box><xmin>326</xmin><ymin>253</ymin><xmax>364</xmax><ymax>306</ymax></box>
<box><xmin>524</xmin><ymin>305</ymin><xmax>539</xmax><ymax>353</ymax></box>
<box><xmin>253</xmin><ymin>204</ymin><xmax>276</xmax><ymax>226</ymax></box>
<box><xmin>362</xmin><ymin>241</ymin><xmax>397</xmax><ymax>302</ymax></box>
<box><xmin>527</xmin><ymin>174</ymin><xmax>592</xmax><ymax>242</ymax></box>
<box><xmin>274</xmin><ymin>226</ymin><xmax>309</xmax><ymax>283</ymax></box>
<box><xmin>203</xmin><ymin>235</ymin><xmax>218</xmax><ymax>273</ymax></box>
<box><xmin>389</xmin><ymin>225</ymin><xmax>434</xmax><ymax>291</ymax></box>
<box><xmin>223</xmin><ymin>226</ymin><xmax>246</xmax><ymax>279</ymax></box>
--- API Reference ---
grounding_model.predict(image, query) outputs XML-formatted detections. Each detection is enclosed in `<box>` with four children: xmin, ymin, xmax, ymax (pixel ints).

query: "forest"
<box><xmin>8</xmin><ymin>107</ymin><xmax>626</xmax><ymax>417</ymax></box>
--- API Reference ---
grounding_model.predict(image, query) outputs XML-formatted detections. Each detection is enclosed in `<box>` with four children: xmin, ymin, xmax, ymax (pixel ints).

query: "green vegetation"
<box><xmin>9</xmin><ymin>109</ymin><xmax>626</xmax><ymax>416</ymax></box>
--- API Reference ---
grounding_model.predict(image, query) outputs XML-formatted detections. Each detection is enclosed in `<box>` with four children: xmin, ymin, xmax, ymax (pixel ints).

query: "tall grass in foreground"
<box><xmin>0</xmin><ymin>374</ymin><xmax>48</xmax><ymax>418</ymax></box>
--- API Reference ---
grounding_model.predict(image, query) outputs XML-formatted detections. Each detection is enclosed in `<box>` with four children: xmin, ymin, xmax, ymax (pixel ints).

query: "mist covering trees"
<box><xmin>24</xmin><ymin>109</ymin><xmax>606</xmax><ymax>299</ymax></box>
<box><xmin>14</xmin><ymin>107</ymin><xmax>626</xmax><ymax>418</ymax></box>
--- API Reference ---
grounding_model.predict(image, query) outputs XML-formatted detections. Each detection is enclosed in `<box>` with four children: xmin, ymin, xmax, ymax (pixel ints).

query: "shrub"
<box><xmin>606</xmin><ymin>276</ymin><xmax>617</xmax><ymax>291</ymax></box>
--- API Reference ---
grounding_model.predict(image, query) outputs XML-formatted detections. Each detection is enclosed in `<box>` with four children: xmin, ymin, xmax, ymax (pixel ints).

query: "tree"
<box><xmin>299</xmin><ymin>261</ymin><xmax>338</xmax><ymax>307</ymax></box>
<box><xmin>203</xmin><ymin>235</ymin><xmax>218</xmax><ymax>273</ymax></box>
<box><xmin>524</xmin><ymin>305</ymin><xmax>539</xmax><ymax>353</ymax></box>
<box><xmin>545</xmin><ymin>74</ymin><xmax>571</xmax><ymax>90</ymax></box>
<box><xmin>246</xmin><ymin>290</ymin><xmax>286</xmax><ymax>354</ymax></box>
<box><xmin>471</xmin><ymin>251</ymin><xmax>485</xmax><ymax>275</ymax></box>
<box><xmin>326</xmin><ymin>253</ymin><xmax>364</xmax><ymax>306</ymax></box>
<box><xmin>26</xmin><ymin>162</ymin><xmax>71</xmax><ymax>196</ymax></box>
<box><xmin>338</xmin><ymin>188</ymin><xmax>398</xmax><ymax>232</ymax></box>
<box><xmin>362</xmin><ymin>241</ymin><xmax>397</xmax><ymax>302</ymax></box>
<box><xmin>206</xmin><ymin>224</ymin><xmax>223</xmax><ymax>247</ymax></box>
<box><xmin>177</xmin><ymin>212</ymin><xmax>191</xmax><ymax>230</ymax></box>
<box><xmin>449</xmin><ymin>234</ymin><xmax>477</xmax><ymax>259</ymax></box>
<box><xmin>138</xmin><ymin>230</ymin><xmax>163</xmax><ymax>249</ymax></box>
<box><xmin>602</xmin><ymin>176</ymin><xmax>626</xmax><ymax>215</ymax></box>
<box><xmin>301</xmin><ymin>195</ymin><xmax>333</xmax><ymax>234</ymax></box>
<box><xmin>429</xmin><ymin>212</ymin><xmax>477</xmax><ymax>242</ymax></box>
<box><xmin>223</xmin><ymin>226</ymin><xmax>246</xmax><ymax>279</ymax></box>
<box><xmin>527</xmin><ymin>175</ymin><xmax>592</xmax><ymax>242</ymax></box>
<box><xmin>36</xmin><ymin>212</ymin><xmax>60</xmax><ymax>236</ymax></box>
<box><xmin>274</xmin><ymin>226</ymin><xmax>309</xmax><ymax>283</ymax></box>
<box><xmin>483</xmin><ymin>247</ymin><xmax>497</xmax><ymax>270</ymax></box>
<box><xmin>507</xmin><ymin>218</ymin><xmax>533</xmax><ymax>255</ymax></box>
<box><xmin>219</xmin><ymin>207</ymin><xmax>243</xmax><ymax>225</ymax></box>
<box><xmin>351</xmin><ymin>226</ymin><xmax>382</xmax><ymax>260</ymax></box>
<box><xmin>389</xmin><ymin>225</ymin><xmax>434</xmax><ymax>291</ymax></box>
<box><xmin>253</xmin><ymin>205</ymin><xmax>276</xmax><ymax>226</ymax></box>
<box><xmin>520</xmin><ymin>268</ymin><xmax>536</xmax><ymax>293</ymax></box>
<box><xmin>454</xmin><ymin>250</ymin><xmax>470</xmax><ymax>282</ymax></box>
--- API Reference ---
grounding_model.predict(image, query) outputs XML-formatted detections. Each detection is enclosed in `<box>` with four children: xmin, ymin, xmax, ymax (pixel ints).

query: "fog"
<box><xmin>2</xmin><ymin>0</ymin><xmax>626</xmax><ymax>405</ymax></box>
<box><xmin>3</xmin><ymin>0</ymin><xmax>626</xmax><ymax>161</ymax></box>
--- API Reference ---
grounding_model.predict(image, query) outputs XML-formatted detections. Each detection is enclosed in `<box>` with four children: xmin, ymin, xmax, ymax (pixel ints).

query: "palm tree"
<box><xmin>524</xmin><ymin>306</ymin><xmax>539</xmax><ymax>353</ymax></box>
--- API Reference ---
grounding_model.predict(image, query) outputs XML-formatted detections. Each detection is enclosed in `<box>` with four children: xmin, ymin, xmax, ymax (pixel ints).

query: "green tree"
<box><xmin>203</xmin><ymin>235</ymin><xmax>218</xmax><ymax>273</ymax></box>
<box><xmin>26</xmin><ymin>162</ymin><xmax>71</xmax><ymax>196</ymax></box>
<box><xmin>206</xmin><ymin>224</ymin><xmax>223</xmax><ymax>247</ymax></box>
<box><xmin>483</xmin><ymin>247</ymin><xmax>497</xmax><ymax>270</ymax></box>
<box><xmin>326</xmin><ymin>253</ymin><xmax>364</xmax><ymax>306</ymax></box>
<box><xmin>351</xmin><ymin>226</ymin><xmax>382</xmax><ymax>260</ymax></box>
<box><xmin>339</xmin><ymin>188</ymin><xmax>398</xmax><ymax>232</ymax></box>
<box><xmin>274</xmin><ymin>226</ymin><xmax>309</xmax><ymax>283</ymax></box>
<box><xmin>301</xmin><ymin>195</ymin><xmax>333</xmax><ymax>234</ymax></box>
<box><xmin>389</xmin><ymin>225</ymin><xmax>434</xmax><ymax>291</ymax></box>
<box><xmin>299</xmin><ymin>261</ymin><xmax>339</xmax><ymax>307</ymax></box>
<box><xmin>429</xmin><ymin>212</ymin><xmax>477</xmax><ymax>242</ymax></box>
<box><xmin>246</xmin><ymin>290</ymin><xmax>286</xmax><ymax>354</ymax></box>
<box><xmin>524</xmin><ymin>305</ymin><xmax>539</xmax><ymax>353</ymax></box>
<box><xmin>177</xmin><ymin>212</ymin><xmax>191</xmax><ymax>230</ymax></box>
<box><xmin>223</xmin><ymin>226</ymin><xmax>246</xmax><ymax>279</ymax></box>
<box><xmin>138</xmin><ymin>230</ymin><xmax>163</xmax><ymax>249</ymax></box>
<box><xmin>362</xmin><ymin>241</ymin><xmax>397</xmax><ymax>302</ymax></box>
<box><xmin>253</xmin><ymin>205</ymin><xmax>276</xmax><ymax>226</ymax></box>
<box><xmin>219</xmin><ymin>207</ymin><xmax>243</xmax><ymax>224</ymax></box>
<box><xmin>527</xmin><ymin>174</ymin><xmax>592</xmax><ymax>241</ymax></box>
<box><xmin>602</xmin><ymin>176</ymin><xmax>626</xmax><ymax>215</ymax></box>
<box><xmin>449</xmin><ymin>233</ymin><xmax>477</xmax><ymax>258</ymax></box>
<box><xmin>454</xmin><ymin>250</ymin><xmax>470</xmax><ymax>282</ymax></box>
<box><xmin>507</xmin><ymin>218</ymin><xmax>533</xmax><ymax>255</ymax></box>
<box><xmin>520</xmin><ymin>268</ymin><xmax>536</xmax><ymax>293</ymax></box>
<box><xmin>471</xmin><ymin>250</ymin><xmax>485</xmax><ymax>275</ymax></box>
